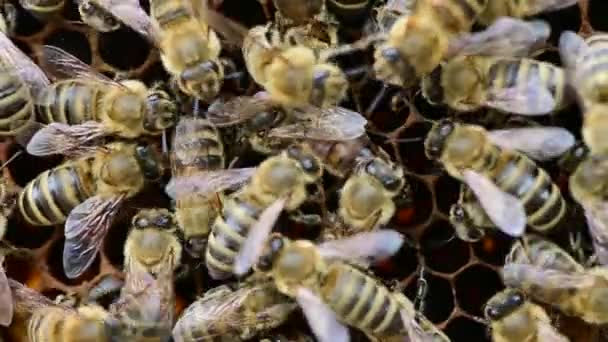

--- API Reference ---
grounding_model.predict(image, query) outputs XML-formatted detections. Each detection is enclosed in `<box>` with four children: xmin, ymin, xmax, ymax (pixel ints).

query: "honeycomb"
<box><xmin>0</xmin><ymin>0</ymin><xmax>603</xmax><ymax>341</ymax></box>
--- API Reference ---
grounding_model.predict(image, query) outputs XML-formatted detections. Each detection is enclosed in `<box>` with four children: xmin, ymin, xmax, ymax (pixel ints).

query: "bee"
<box><xmin>0</xmin><ymin>30</ymin><xmax>50</xmax><ymax>137</ymax></box>
<box><xmin>485</xmin><ymin>288</ymin><xmax>569</xmax><ymax>342</ymax></box>
<box><xmin>338</xmin><ymin>152</ymin><xmax>408</xmax><ymax>231</ymax></box>
<box><xmin>425</xmin><ymin>120</ymin><xmax>574</xmax><ymax>238</ymax></box>
<box><xmin>18</xmin><ymin>142</ymin><xmax>163</xmax><ymax>279</ymax></box>
<box><xmin>172</xmin><ymin>280</ymin><xmax>297</xmax><ymax>341</ymax></box>
<box><xmin>0</xmin><ymin>2</ymin><xmax>16</xmax><ymax>35</ymax></box>
<box><xmin>243</xmin><ymin>23</ymin><xmax>348</xmax><ymax>108</ymax></box>
<box><xmin>109</xmin><ymin>208</ymin><xmax>181</xmax><ymax>342</ymax></box>
<box><xmin>478</xmin><ymin>0</ymin><xmax>578</xmax><ymax>26</ymax></box>
<box><xmin>19</xmin><ymin>0</ymin><xmax>65</xmax><ymax>20</ymax></box>
<box><xmin>560</xmin><ymin>32</ymin><xmax>608</xmax><ymax>155</ymax></box>
<box><xmin>568</xmin><ymin>156</ymin><xmax>608</xmax><ymax>265</ymax></box>
<box><xmin>233</xmin><ymin>228</ymin><xmax>448</xmax><ymax>342</ymax></box>
<box><xmin>206</xmin><ymin>144</ymin><xmax>324</xmax><ymax>280</ymax></box>
<box><xmin>502</xmin><ymin>253</ymin><xmax>608</xmax><ymax>324</ymax></box>
<box><xmin>421</xmin><ymin>55</ymin><xmax>569</xmax><ymax>115</ymax></box>
<box><xmin>75</xmin><ymin>0</ymin><xmax>120</xmax><ymax>32</ymax></box>
<box><xmin>26</xmin><ymin>46</ymin><xmax>177</xmax><ymax>157</ymax></box>
<box><xmin>372</xmin><ymin>4</ymin><xmax>551</xmax><ymax>88</ymax></box>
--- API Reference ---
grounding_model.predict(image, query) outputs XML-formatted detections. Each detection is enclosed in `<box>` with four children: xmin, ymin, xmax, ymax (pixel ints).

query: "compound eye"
<box><xmin>269</xmin><ymin>236</ymin><xmax>284</xmax><ymax>254</ymax></box>
<box><xmin>484</xmin><ymin>305</ymin><xmax>500</xmax><ymax>320</ymax></box>
<box><xmin>381</xmin><ymin>47</ymin><xmax>400</xmax><ymax>63</ymax></box>
<box><xmin>439</xmin><ymin>122</ymin><xmax>454</xmax><ymax>137</ymax></box>
<box><xmin>136</xmin><ymin>218</ymin><xmax>149</xmax><ymax>228</ymax></box>
<box><xmin>510</xmin><ymin>292</ymin><xmax>524</xmax><ymax>306</ymax></box>
<box><xmin>301</xmin><ymin>157</ymin><xmax>320</xmax><ymax>174</ymax></box>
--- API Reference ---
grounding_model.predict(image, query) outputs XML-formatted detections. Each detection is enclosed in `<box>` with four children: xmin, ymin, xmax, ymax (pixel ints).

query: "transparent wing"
<box><xmin>526</xmin><ymin>0</ymin><xmax>578</xmax><ymax>15</ymax></box>
<box><xmin>0</xmin><ymin>265</ymin><xmax>12</xmax><ymax>326</ymax></box>
<box><xmin>487</xmin><ymin>127</ymin><xmax>575</xmax><ymax>161</ymax></box>
<box><xmin>8</xmin><ymin>279</ymin><xmax>68</xmax><ymax>314</ymax></box>
<box><xmin>536</xmin><ymin>321</ymin><xmax>569</xmax><ymax>342</ymax></box>
<box><xmin>165</xmin><ymin>168</ymin><xmax>256</xmax><ymax>199</ymax></box>
<box><xmin>501</xmin><ymin>264</ymin><xmax>596</xmax><ymax>290</ymax></box>
<box><xmin>317</xmin><ymin>230</ymin><xmax>404</xmax><ymax>265</ymax></box>
<box><xmin>63</xmin><ymin>194</ymin><xmax>125</xmax><ymax>279</ymax></box>
<box><xmin>206</xmin><ymin>95</ymin><xmax>277</xmax><ymax>126</ymax></box>
<box><xmin>0</xmin><ymin>31</ymin><xmax>50</xmax><ymax>96</ymax></box>
<box><xmin>448</xmin><ymin>18</ymin><xmax>550</xmax><ymax>58</ymax></box>
<box><xmin>40</xmin><ymin>45</ymin><xmax>124</xmax><ymax>88</ymax></box>
<box><xmin>92</xmin><ymin>0</ymin><xmax>159</xmax><ymax>43</ymax></box>
<box><xmin>485</xmin><ymin>73</ymin><xmax>558</xmax><ymax>115</ymax></box>
<box><xmin>269</xmin><ymin>106</ymin><xmax>367</xmax><ymax>141</ymax></box>
<box><xmin>26</xmin><ymin>122</ymin><xmax>111</xmax><ymax>157</ymax></box>
<box><xmin>233</xmin><ymin>198</ymin><xmax>286</xmax><ymax>276</ymax></box>
<box><xmin>584</xmin><ymin>204</ymin><xmax>608</xmax><ymax>266</ymax></box>
<box><xmin>559</xmin><ymin>31</ymin><xmax>588</xmax><ymax>88</ymax></box>
<box><xmin>463</xmin><ymin>170</ymin><xmax>526</xmax><ymax>237</ymax></box>
<box><xmin>296</xmin><ymin>287</ymin><xmax>349</xmax><ymax>342</ymax></box>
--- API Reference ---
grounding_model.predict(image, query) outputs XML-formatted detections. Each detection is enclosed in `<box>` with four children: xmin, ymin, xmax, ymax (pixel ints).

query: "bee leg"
<box><xmin>413</xmin><ymin>266</ymin><xmax>428</xmax><ymax>314</ymax></box>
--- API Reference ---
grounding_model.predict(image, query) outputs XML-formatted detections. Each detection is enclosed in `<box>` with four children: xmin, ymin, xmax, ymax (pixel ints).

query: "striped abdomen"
<box><xmin>27</xmin><ymin>307</ymin><xmax>65</xmax><ymax>342</ymax></box>
<box><xmin>0</xmin><ymin>74</ymin><xmax>34</xmax><ymax>136</ymax></box>
<box><xmin>205</xmin><ymin>196</ymin><xmax>260</xmax><ymax>279</ymax></box>
<box><xmin>18</xmin><ymin>160</ymin><xmax>94</xmax><ymax>226</ymax></box>
<box><xmin>320</xmin><ymin>264</ymin><xmax>407</xmax><ymax>337</ymax></box>
<box><xmin>172</xmin><ymin>117</ymin><xmax>224</xmax><ymax>173</ymax></box>
<box><xmin>578</xmin><ymin>34</ymin><xmax>608</xmax><ymax>103</ymax></box>
<box><xmin>150</xmin><ymin>0</ymin><xmax>193</xmax><ymax>30</ymax></box>
<box><xmin>488</xmin><ymin>58</ymin><xmax>567</xmax><ymax>112</ymax></box>
<box><xmin>36</xmin><ymin>80</ymin><xmax>102</xmax><ymax>125</ymax></box>
<box><xmin>426</xmin><ymin>0</ymin><xmax>486</xmax><ymax>34</ymax></box>
<box><xmin>488</xmin><ymin>148</ymin><xmax>566</xmax><ymax>232</ymax></box>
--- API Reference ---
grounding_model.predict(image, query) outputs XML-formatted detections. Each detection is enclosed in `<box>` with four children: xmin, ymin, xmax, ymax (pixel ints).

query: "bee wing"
<box><xmin>485</xmin><ymin>72</ymin><xmax>558</xmax><ymax>115</ymax></box>
<box><xmin>536</xmin><ymin>321</ymin><xmax>569</xmax><ymax>342</ymax></box>
<box><xmin>165</xmin><ymin>168</ymin><xmax>256</xmax><ymax>199</ymax></box>
<box><xmin>8</xmin><ymin>279</ymin><xmax>69</xmax><ymax>314</ymax></box>
<box><xmin>487</xmin><ymin>127</ymin><xmax>575</xmax><ymax>161</ymax></box>
<box><xmin>400</xmin><ymin>311</ymin><xmax>437</xmax><ymax>342</ymax></box>
<box><xmin>462</xmin><ymin>170</ymin><xmax>526</xmax><ymax>237</ymax></box>
<box><xmin>559</xmin><ymin>31</ymin><xmax>588</xmax><ymax>87</ymax></box>
<box><xmin>26</xmin><ymin>122</ymin><xmax>111</xmax><ymax>157</ymax></box>
<box><xmin>501</xmin><ymin>264</ymin><xmax>596</xmax><ymax>290</ymax></box>
<box><xmin>0</xmin><ymin>31</ymin><xmax>50</xmax><ymax>96</ymax></box>
<box><xmin>40</xmin><ymin>45</ymin><xmax>125</xmax><ymax>88</ymax></box>
<box><xmin>207</xmin><ymin>96</ymin><xmax>276</xmax><ymax>126</ymax></box>
<box><xmin>0</xmin><ymin>264</ymin><xmax>13</xmax><ymax>326</ymax></box>
<box><xmin>584</xmin><ymin>205</ymin><xmax>608</xmax><ymax>266</ymax></box>
<box><xmin>295</xmin><ymin>287</ymin><xmax>349</xmax><ymax>342</ymax></box>
<box><xmin>233</xmin><ymin>197</ymin><xmax>286</xmax><ymax>276</ymax></box>
<box><xmin>269</xmin><ymin>106</ymin><xmax>367</xmax><ymax>141</ymax></box>
<box><xmin>317</xmin><ymin>230</ymin><xmax>404</xmax><ymax>265</ymax></box>
<box><xmin>92</xmin><ymin>0</ymin><xmax>160</xmax><ymax>43</ymax></box>
<box><xmin>63</xmin><ymin>194</ymin><xmax>125</xmax><ymax>279</ymax></box>
<box><xmin>448</xmin><ymin>18</ymin><xmax>550</xmax><ymax>58</ymax></box>
<box><xmin>525</xmin><ymin>0</ymin><xmax>578</xmax><ymax>15</ymax></box>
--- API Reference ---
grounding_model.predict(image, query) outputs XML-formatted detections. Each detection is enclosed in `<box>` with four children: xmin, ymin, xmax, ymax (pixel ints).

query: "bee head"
<box><xmin>424</xmin><ymin>119</ymin><xmax>455</xmax><ymax>160</ymax></box>
<box><xmin>144</xmin><ymin>89</ymin><xmax>178</xmax><ymax>133</ymax></box>
<box><xmin>287</xmin><ymin>144</ymin><xmax>323</xmax><ymax>180</ymax></box>
<box><xmin>363</xmin><ymin>158</ymin><xmax>404</xmax><ymax>193</ymax></box>
<box><xmin>180</xmin><ymin>60</ymin><xmax>224</xmax><ymax>102</ymax></box>
<box><xmin>484</xmin><ymin>289</ymin><xmax>525</xmax><ymax>321</ymax></box>
<box><xmin>134</xmin><ymin>143</ymin><xmax>162</xmax><ymax>181</ymax></box>
<box><xmin>132</xmin><ymin>209</ymin><xmax>174</xmax><ymax>230</ymax></box>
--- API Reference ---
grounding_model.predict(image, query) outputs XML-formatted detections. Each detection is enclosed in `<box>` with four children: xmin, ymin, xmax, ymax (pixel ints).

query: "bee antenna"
<box><xmin>161</xmin><ymin>130</ymin><xmax>168</xmax><ymax>155</ymax></box>
<box><xmin>365</xmin><ymin>84</ymin><xmax>390</xmax><ymax>116</ymax></box>
<box><xmin>0</xmin><ymin>150</ymin><xmax>22</xmax><ymax>170</ymax></box>
<box><xmin>320</xmin><ymin>33</ymin><xmax>384</xmax><ymax>61</ymax></box>
<box><xmin>193</xmin><ymin>99</ymin><xmax>202</xmax><ymax>117</ymax></box>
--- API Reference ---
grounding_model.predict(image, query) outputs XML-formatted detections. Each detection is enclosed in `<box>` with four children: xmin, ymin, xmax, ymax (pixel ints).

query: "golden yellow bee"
<box><xmin>425</xmin><ymin>120</ymin><xmax>573</xmax><ymax>238</ymax></box>
<box><xmin>18</xmin><ymin>142</ymin><xmax>163</xmax><ymax>279</ymax></box>
<box><xmin>172</xmin><ymin>280</ymin><xmax>296</xmax><ymax>341</ymax></box>
<box><xmin>485</xmin><ymin>288</ymin><xmax>569</xmax><ymax>342</ymax></box>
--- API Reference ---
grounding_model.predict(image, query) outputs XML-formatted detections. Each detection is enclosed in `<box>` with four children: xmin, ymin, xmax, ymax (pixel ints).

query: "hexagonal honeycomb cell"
<box><xmin>0</xmin><ymin>0</ymin><xmax>600</xmax><ymax>341</ymax></box>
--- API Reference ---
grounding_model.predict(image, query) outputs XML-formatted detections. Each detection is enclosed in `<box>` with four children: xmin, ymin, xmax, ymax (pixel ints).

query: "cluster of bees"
<box><xmin>0</xmin><ymin>0</ymin><xmax>605</xmax><ymax>341</ymax></box>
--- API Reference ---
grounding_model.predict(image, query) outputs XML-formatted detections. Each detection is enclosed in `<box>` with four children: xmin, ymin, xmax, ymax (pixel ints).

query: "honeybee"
<box><xmin>372</xmin><ymin>3</ymin><xmax>551</xmax><ymax>87</ymax></box>
<box><xmin>485</xmin><ymin>288</ymin><xmax>569</xmax><ymax>342</ymax></box>
<box><xmin>421</xmin><ymin>55</ymin><xmax>569</xmax><ymax>115</ymax></box>
<box><xmin>478</xmin><ymin>0</ymin><xmax>578</xmax><ymax>26</ymax></box>
<box><xmin>75</xmin><ymin>0</ymin><xmax>120</xmax><ymax>32</ymax></box>
<box><xmin>568</xmin><ymin>156</ymin><xmax>608</xmax><ymax>265</ymax></box>
<box><xmin>233</xmin><ymin>228</ymin><xmax>449</xmax><ymax>342</ymax></box>
<box><xmin>206</xmin><ymin>144</ymin><xmax>324</xmax><ymax>280</ymax></box>
<box><xmin>18</xmin><ymin>142</ymin><xmax>163</xmax><ymax>279</ymax></box>
<box><xmin>9</xmin><ymin>279</ymin><xmax>116</xmax><ymax>342</ymax></box>
<box><xmin>19</xmin><ymin>0</ymin><xmax>65</xmax><ymax>19</ymax></box>
<box><xmin>338</xmin><ymin>153</ymin><xmax>408</xmax><ymax>231</ymax></box>
<box><xmin>425</xmin><ymin>120</ymin><xmax>574</xmax><ymax>238</ymax></box>
<box><xmin>502</xmin><ymin>255</ymin><xmax>608</xmax><ymax>324</ymax></box>
<box><xmin>560</xmin><ymin>32</ymin><xmax>608</xmax><ymax>155</ymax></box>
<box><xmin>243</xmin><ymin>23</ymin><xmax>348</xmax><ymax>108</ymax></box>
<box><xmin>0</xmin><ymin>30</ymin><xmax>50</xmax><ymax>137</ymax></box>
<box><xmin>26</xmin><ymin>46</ymin><xmax>177</xmax><ymax>157</ymax></box>
<box><xmin>172</xmin><ymin>280</ymin><xmax>297</xmax><ymax>341</ymax></box>
<box><xmin>206</xmin><ymin>92</ymin><xmax>368</xmax><ymax>146</ymax></box>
